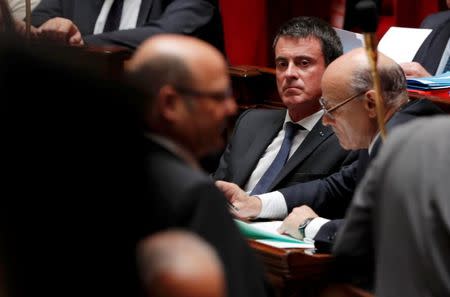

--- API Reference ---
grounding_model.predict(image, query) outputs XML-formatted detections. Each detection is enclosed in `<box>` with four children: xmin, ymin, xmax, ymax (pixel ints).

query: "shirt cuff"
<box><xmin>305</xmin><ymin>217</ymin><xmax>330</xmax><ymax>239</ymax></box>
<box><xmin>255</xmin><ymin>191</ymin><xmax>288</xmax><ymax>219</ymax></box>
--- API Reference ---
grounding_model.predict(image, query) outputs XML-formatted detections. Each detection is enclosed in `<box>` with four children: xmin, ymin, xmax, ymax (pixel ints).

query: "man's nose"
<box><xmin>285</xmin><ymin>63</ymin><xmax>299</xmax><ymax>79</ymax></box>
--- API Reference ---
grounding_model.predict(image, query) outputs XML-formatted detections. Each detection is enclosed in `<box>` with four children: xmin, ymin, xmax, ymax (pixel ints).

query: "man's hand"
<box><xmin>400</xmin><ymin>62</ymin><xmax>432</xmax><ymax>77</ymax></box>
<box><xmin>277</xmin><ymin>205</ymin><xmax>318</xmax><ymax>239</ymax></box>
<box><xmin>38</xmin><ymin>17</ymin><xmax>84</xmax><ymax>46</ymax></box>
<box><xmin>215</xmin><ymin>180</ymin><xmax>262</xmax><ymax>219</ymax></box>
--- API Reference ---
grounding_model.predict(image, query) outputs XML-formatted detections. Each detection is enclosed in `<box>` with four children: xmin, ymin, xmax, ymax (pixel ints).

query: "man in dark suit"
<box><xmin>126</xmin><ymin>34</ymin><xmax>269</xmax><ymax>297</ymax></box>
<box><xmin>30</xmin><ymin>0</ymin><xmax>224</xmax><ymax>51</ymax></box>
<box><xmin>334</xmin><ymin>116</ymin><xmax>450</xmax><ymax>297</ymax></box>
<box><xmin>217</xmin><ymin>49</ymin><xmax>443</xmax><ymax>258</ymax></box>
<box><xmin>401</xmin><ymin>1</ymin><xmax>450</xmax><ymax>77</ymax></box>
<box><xmin>214</xmin><ymin>17</ymin><xmax>357</xmax><ymax>220</ymax></box>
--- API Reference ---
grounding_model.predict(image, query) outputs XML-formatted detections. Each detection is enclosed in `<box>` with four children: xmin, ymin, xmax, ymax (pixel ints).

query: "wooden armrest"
<box><xmin>229</xmin><ymin>65</ymin><xmax>282</xmax><ymax>109</ymax></box>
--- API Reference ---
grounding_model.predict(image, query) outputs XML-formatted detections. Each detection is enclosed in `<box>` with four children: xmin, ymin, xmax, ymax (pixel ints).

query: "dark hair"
<box><xmin>0</xmin><ymin>0</ymin><xmax>14</xmax><ymax>32</ymax></box>
<box><xmin>273</xmin><ymin>16</ymin><xmax>343</xmax><ymax>66</ymax></box>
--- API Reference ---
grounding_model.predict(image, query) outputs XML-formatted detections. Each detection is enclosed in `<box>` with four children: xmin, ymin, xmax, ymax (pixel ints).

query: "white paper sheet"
<box><xmin>378</xmin><ymin>26</ymin><xmax>432</xmax><ymax>63</ymax></box>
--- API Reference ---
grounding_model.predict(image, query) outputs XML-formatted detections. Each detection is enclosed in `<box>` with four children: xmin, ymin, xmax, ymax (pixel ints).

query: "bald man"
<box><xmin>127</xmin><ymin>35</ymin><xmax>268</xmax><ymax>297</ymax></box>
<box><xmin>138</xmin><ymin>230</ymin><xmax>225</xmax><ymax>297</ymax></box>
<box><xmin>217</xmin><ymin>48</ymin><xmax>443</xmax><ymax>256</ymax></box>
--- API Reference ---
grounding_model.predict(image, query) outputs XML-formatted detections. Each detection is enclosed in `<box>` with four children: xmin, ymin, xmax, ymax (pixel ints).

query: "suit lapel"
<box><xmin>137</xmin><ymin>0</ymin><xmax>153</xmax><ymax>25</ymax></box>
<box><xmin>233</xmin><ymin>112</ymin><xmax>284</xmax><ymax>186</ymax></box>
<box><xmin>268</xmin><ymin>119</ymin><xmax>333</xmax><ymax>190</ymax></box>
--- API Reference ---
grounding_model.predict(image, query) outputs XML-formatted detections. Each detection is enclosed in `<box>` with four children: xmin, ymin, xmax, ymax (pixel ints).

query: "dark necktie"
<box><xmin>103</xmin><ymin>0</ymin><xmax>124</xmax><ymax>33</ymax></box>
<box><xmin>251</xmin><ymin>122</ymin><xmax>303</xmax><ymax>195</ymax></box>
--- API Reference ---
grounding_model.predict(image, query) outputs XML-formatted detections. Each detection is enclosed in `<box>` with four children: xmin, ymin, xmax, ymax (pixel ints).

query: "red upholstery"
<box><xmin>219</xmin><ymin>0</ymin><xmax>444</xmax><ymax>66</ymax></box>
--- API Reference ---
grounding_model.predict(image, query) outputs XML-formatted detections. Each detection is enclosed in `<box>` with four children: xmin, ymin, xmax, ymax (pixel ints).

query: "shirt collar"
<box><xmin>284</xmin><ymin>109</ymin><xmax>324</xmax><ymax>131</ymax></box>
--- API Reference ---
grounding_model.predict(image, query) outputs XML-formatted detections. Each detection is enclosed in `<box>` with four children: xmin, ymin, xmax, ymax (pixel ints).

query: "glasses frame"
<box><xmin>319</xmin><ymin>91</ymin><xmax>367</xmax><ymax>119</ymax></box>
<box><xmin>175</xmin><ymin>86</ymin><xmax>233</xmax><ymax>102</ymax></box>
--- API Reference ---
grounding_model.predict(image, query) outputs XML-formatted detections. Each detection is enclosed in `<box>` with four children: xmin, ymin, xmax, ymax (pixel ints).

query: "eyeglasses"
<box><xmin>319</xmin><ymin>91</ymin><xmax>366</xmax><ymax>119</ymax></box>
<box><xmin>175</xmin><ymin>86</ymin><xmax>233</xmax><ymax>102</ymax></box>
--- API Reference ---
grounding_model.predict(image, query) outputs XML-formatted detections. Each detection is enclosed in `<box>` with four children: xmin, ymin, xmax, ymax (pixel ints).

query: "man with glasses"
<box><xmin>214</xmin><ymin>17</ymin><xmax>357</xmax><ymax>212</ymax></box>
<box><xmin>126</xmin><ymin>34</ymin><xmax>269</xmax><ymax>297</ymax></box>
<box><xmin>217</xmin><ymin>48</ymin><xmax>443</xmax><ymax>255</ymax></box>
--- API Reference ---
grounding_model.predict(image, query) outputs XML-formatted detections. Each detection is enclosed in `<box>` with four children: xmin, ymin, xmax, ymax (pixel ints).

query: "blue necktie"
<box><xmin>251</xmin><ymin>122</ymin><xmax>302</xmax><ymax>195</ymax></box>
<box><xmin>104</xmin><ymin>0</ymin><xmax>124</xmax><ymax>33</ymax></box>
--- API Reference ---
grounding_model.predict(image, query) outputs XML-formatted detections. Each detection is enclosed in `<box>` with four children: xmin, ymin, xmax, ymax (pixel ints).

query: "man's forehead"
<box><xmin>275</xmin><ymin>36</ymin><xmax>323</xmax><ymax>56</ymax></box>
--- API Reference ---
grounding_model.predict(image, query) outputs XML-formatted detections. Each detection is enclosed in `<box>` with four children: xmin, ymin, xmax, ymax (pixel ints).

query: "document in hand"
<box><xmin>334</xmin><ymin>26</ymin><xmax>432</xmax><ymax>64</ymax></box>
<box><xmin>234</xmin><ymin>219</ymin><xmax>315</xmax><ymax>249</ymax></box>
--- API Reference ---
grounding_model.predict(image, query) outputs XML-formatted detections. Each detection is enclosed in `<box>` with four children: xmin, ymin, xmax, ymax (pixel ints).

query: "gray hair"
<box><xmin>350</xmin><ymin>61</ymin><xmax>408</xmax><ymax>107</ymax></box>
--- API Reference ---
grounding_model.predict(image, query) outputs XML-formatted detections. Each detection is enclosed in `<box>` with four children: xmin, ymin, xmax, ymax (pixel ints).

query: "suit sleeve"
<box><xmin>83</xmin><ymin>0</ymin><xmax>218</xmax><ymax>49</ymax></box>
<box><xmin>279</xmin><ymin>160</ymin><xmax>359</xmax><ymax>219</ymax></box>
<box><xmin>31</xmin><ymin>0</ymin><xmax>62</xmax><ymax>26</ymax></box>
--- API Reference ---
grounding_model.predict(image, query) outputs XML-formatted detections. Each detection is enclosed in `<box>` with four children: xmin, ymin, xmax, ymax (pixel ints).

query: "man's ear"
<box><xmin>156</xmin><ymin>85</ymin><xmax>183</xmax><ymax>122</ymax></box>
<box><xmin>363</xmin><ymin>90</ymin><xmax>379</xmax><ymax>119</ymax></box>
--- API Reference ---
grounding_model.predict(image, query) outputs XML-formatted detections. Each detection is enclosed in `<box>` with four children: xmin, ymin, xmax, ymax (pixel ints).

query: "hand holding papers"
<box><xmin>235</xmin><ymin>220</ymin><xmax>315</xmax><ymax>249</ymax></box>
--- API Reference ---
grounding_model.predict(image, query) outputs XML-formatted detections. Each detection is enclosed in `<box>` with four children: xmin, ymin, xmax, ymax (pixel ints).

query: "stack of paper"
<box><xmin>407</xmin><ymin>72</ymin><xmax>450</xmax><ymax>90</ymax></box>
<box><xmin>235</xmin><ymin>219</ymin><xmax>315</xmax><ymax>249</ymax></box>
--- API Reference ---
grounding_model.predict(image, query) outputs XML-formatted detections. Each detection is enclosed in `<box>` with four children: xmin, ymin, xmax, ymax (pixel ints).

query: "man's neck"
<box><xmin>288</xmin><ymin>104</ymin><xmax>321</xmax><ymax>122</ymax></box>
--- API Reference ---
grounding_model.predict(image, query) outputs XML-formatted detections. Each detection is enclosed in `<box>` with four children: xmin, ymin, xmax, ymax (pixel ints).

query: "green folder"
<box><xmin>234</xmin><ymin>219</ymin><xmax>303</xmax><ymax>244</ymax></box>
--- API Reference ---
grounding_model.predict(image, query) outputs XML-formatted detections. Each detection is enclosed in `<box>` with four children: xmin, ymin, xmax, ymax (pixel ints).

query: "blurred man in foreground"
<box><xmin>127</xmin><ymin>34</ymin><xmax>269</xmax><ymax>297</ymax></box>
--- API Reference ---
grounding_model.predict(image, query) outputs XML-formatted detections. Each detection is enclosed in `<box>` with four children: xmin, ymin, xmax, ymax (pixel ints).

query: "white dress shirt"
<box><xmin>8</xmin><ymin>0</ymin><xmax>40</xmax><ymax>20</ymax></box>
<box><xmin>94</xmin><ymin>0</ymin><xmax>142</xmax><ymax>34</ymax></box>
<box><xmin>252</xmin><ymin>110</ymin><xmax>324</xmax><ymax>219</ymax></box>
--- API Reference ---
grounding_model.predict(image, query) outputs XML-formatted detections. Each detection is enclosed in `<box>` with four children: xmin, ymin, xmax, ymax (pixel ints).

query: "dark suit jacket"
<box><xmin>214</xmin><ymin>109</ymin><xmax>357</xmax><ymax>192</ymax></box>
<box><xmin>305</xmin><ymin>99</ymin><xmax>444</xmax><ymax>253</ymax></box>
<box><xmin>413</xmin><ymin>10</ymin><xmax>450</xmax><ymax>75</ymax></box>
<box><xmin>31</xmin><ymin>0</ymin><xmax>225</xmax><ymax>51</ymax></box>
<box><xmin>146</xmin><ymin>139</ymin><xmax>269</xmax><ymax>297</ymax></box>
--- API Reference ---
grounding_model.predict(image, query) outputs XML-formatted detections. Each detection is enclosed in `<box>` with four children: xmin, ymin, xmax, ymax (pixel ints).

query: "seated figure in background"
<box><xmin>214</xmin><ymin>16</ymin><xmax>357</xmax><ymax>215</ymax></box>
<box><xmin>400</xmin><ymin>0</ymin><xmax>450</xmax><ymax>77</ymax></box>
<box><xmin>30</xmin><ymin>0</ymin><xmax>225</xmax><ymax>50</ymax></box>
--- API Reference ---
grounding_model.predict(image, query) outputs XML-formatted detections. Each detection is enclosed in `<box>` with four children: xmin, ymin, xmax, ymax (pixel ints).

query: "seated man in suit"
<box><xmin>334</xmin><ymin>116</ymin><xmax>450</xmax><ymax>297</ymax></box>
<box><xmin>217</xmin><ymin>48</ymin><xmax>443</xmax><ymax>256</ymax></box>
<box><xmin>30</xmin><ymin>0</ymin><xmax>224</xmax><ymax>51</ymax></box>
<box><xmin>214</xmin><ymin>16</ymin><xmax>357</xmax><ymax>214</ymax></box>
<box><xmin>400</xmin><ymin>0</ymin><xmax>450</xmax><ymax>77</ymax></box>
<box><xmin>126</xmin><ymin>34</ymin><xmax>268</xmax><ymax>297</ymax></box>
<box><xmin>138</xmin><ymin>229</ymin><xmax>225</xmax><ymax>297</ymax></box>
